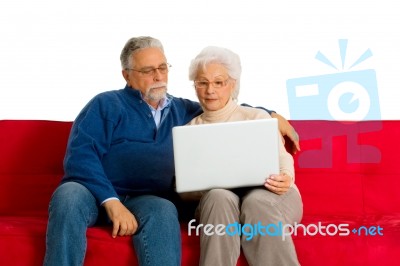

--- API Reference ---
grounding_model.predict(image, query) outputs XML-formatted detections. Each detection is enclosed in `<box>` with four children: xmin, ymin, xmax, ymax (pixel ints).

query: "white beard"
<box><xmin>144</xmin><ymin>82</ymin><xmax>168</xmax><ymax>102</ymax></box>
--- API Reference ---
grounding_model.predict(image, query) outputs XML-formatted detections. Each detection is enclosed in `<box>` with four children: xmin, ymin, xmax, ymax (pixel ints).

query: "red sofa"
<box><xmin>0</xmin><ymin>119</ymin><xmax>399</xmax><ymax>266</ymax></box>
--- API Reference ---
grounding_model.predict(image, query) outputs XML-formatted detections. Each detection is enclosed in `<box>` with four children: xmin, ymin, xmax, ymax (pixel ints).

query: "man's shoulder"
<box><xmin>77</xmin><ymin>89</ymin><xmax>126</xmax><ymax>117</ymax></box>
<box><xmin>84</xmin><ymin>89</ymin><xmax>127</xmax><ymax>107</ymax></box>
<box><xmin>94</xmin><ymin>88</ymin><xmax>124</xmax><ymax>100</ymax></box>
<box><xmin>169</xmin><ymin>95</ymin><xmax>199</xmax><ymax>108</ymax></box>
<box><xmin>168</xmin><ymin>95</ymin><xmax>202</xmax><ymax>121</ymax></box>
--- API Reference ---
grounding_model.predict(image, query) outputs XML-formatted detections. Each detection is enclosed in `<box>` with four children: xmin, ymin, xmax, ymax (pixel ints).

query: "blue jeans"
<box><xmin>44</xmin><ymin>182</ymin><xmax>181</xmax><ymax>266</ymax></box>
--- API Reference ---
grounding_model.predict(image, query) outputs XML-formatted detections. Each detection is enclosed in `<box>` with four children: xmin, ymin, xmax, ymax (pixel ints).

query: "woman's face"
<box><xmin>194</xmin><ymin>63</ymin><xmax>235</xmax><ymax>112</ymax></box>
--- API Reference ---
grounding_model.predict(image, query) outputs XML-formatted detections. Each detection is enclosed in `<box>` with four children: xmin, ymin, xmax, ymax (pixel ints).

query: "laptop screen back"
<box><xmin>172</xmin><ymin>118</ymin><xmax>280</xmax><ymax>193</ymax></box>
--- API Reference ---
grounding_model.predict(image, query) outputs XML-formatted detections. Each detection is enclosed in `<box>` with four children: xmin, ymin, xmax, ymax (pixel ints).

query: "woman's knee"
<box><xmin>199</xmin><ymin>189</ymin><xmax>240</xmax><ymax>218</ymax></box>
<box><xmin>202</xmin><ymin>189</ymin><xmax>238</xmax><ymax>205</ymax></box>
<box><xmin>241</xmin><ymin>188</ymin><xmax>302</xmax><ymax>224</ymax></box>
<box><xmin>242</xmin><ymin>189</ymin><xmax>273</xmax><ymax>208</ymax></box>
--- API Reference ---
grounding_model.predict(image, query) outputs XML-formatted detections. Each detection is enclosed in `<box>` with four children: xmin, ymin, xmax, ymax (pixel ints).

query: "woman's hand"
<box><xmin>264</xmin><ymin>173</ymin><xmax>292</xmax><ymax>195</ymax></box>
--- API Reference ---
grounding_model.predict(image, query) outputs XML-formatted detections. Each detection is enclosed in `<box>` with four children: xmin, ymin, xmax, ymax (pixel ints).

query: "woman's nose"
<box><xmin>205</xmin><ymin>84</ymin><xmax>215</xmax><ymax>94</ymax></box>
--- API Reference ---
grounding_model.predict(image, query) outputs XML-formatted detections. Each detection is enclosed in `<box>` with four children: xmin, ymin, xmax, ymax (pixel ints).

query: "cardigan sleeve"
<box><xmin>240</xmin><ymin>103</ymin><xmax>275</xmax><ymax>114</ymax></box>
<box><xmin>62</xmin><ymin>94</ymin><xmax>119</xmax><ymax>204</ymax></box>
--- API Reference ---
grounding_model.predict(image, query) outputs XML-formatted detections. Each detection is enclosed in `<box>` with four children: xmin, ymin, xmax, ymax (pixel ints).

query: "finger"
<box><xmin>268</xmin><ymin>174</ymin><xmax>284</xmax><ymax>182</ymax></box>
<box><xmin>132</xmin><ymin>218</ymin><xmax>138</xmax><ymax>235</ymax></box>
<box><xmin>264</xmin><ymin>182</ymin><xmax>289</xmax><ymax>195</ymax></box>
<box><xmin>265</xmin><ymin>177</ymin><xmax>281</xmax><ymax>188</ymax></box>
<box><xmin>112</xmin><ymin>222</ymin><xmax>120</xmax><ymax>238</ymax></box>
<box><xmin>266</xmin><ymin>175</ymin><xmax>290</xmax><ymax>188</ymax></box>
<box><xmin>291</xmin><ymin>128</ymin><xmax>300</xmax><ymax>141</ymax></box>
<box><xmin>265</xmin><ymin>179</ymin><xmax>277</xmax><ymax>189</ymax></box>
<box><xmin>127</xmin><ymin>223</ymin><xmax>134</xmax><ymax>236</ymax></box>
<box><xmin>128</xmin><ymin>219</ymin><xmax>138</xmax><ymax>235</ymax></box>
<box><xmin>124</xmin><ymin>219</ymin><xmax>134</xmax><ymax>236</ymax></box>
<box><xmin>272</xmin><ymin>173</ymin><xmax>293</xmax><ymax>183</ymax></box>
<box><xmin>290</xmin><ymin>129</ymin><xmax>301</xmax><ymax>153</ymax></box>
<box><xmin>292</xmin><ymin>142</ymin><xmax>300</xmax><ymax>154</ymax></box>
<box><xmin>264</xmin><ymin>182</ymin><xmax>284</xmax><ymax>194</ymax></box>
<box><xmin>118</xmin><ymin>222</ymin><xmax>128</xmax><ymax>236</ymax></box>
<box><xmin>293</xmin><ymin>140</ymin><xmax>301</xmax><ymax>153</ymax></box>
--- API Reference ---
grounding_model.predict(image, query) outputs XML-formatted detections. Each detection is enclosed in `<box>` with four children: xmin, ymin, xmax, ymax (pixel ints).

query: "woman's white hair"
<box><xmin>188</xmin><ymin>46</ymin><xmax>241</xmax><ymax>101</ymax></box>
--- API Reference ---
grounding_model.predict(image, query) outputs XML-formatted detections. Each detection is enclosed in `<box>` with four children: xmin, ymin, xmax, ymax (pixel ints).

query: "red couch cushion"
<box><xmin>0</xmin><ymin>120</ymin><xmax>70</xmax><ymax>216</ymax></box>
<box><xmin>1</xmin><ymin>120</ymin><xmax>400</xmax><ymax>266</ymax></box>
<box><xmin>292</xmin><ymin>120</ymin><xmax>400</xmax><ymax>216</ymax></box>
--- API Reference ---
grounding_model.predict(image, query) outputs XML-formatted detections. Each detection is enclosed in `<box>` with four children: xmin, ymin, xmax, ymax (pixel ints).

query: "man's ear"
<box><xmin>122</xmin><ymin>69</ymin><xmax>130</xmax><ymax>84</ymax></box>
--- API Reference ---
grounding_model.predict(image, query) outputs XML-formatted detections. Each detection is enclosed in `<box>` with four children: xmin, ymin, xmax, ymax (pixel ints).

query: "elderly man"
<box><xmin>44</xmin><ymin>36</ymin><xmax>300</xmax><ymax>266</ymax></box>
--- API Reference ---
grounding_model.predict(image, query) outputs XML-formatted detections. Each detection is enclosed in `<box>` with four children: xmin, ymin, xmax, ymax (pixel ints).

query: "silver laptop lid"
<box><xmin>173</xmin><ymin>118</ymin><xmax>279</xmax><ymax>193</ymax></box>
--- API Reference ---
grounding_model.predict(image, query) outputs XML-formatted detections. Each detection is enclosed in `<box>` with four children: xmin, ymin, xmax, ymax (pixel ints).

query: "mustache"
<box><xmin>148</xmin><ymin>82</ymin><xmax>168</xmax><ymax>90</ymax></box>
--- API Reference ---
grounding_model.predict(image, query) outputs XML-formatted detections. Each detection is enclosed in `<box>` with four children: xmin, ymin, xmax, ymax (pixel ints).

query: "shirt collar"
<box><xmin>140</xmin><ymin>93</ymin><xmax>171</xmax><ymax>111</ymax></box>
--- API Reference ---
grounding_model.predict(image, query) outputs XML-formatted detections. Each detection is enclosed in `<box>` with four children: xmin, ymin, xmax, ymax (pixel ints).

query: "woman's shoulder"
<box><xmin>236</xmin><ymin>105</ymin><xmax>272</xmax><ymax>119</ymax></box>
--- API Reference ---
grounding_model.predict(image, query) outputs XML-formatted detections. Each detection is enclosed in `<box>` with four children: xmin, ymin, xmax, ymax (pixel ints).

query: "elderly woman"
<box><xmin>186</xmin><ymin>46</ymin><xmax>303</xmax><ymax>266</ymax></box>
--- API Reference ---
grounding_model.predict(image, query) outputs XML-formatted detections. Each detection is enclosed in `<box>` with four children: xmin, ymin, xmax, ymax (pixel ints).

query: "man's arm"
<box><xmin>63</xmin><ymin>95</ymin><xmax>141</xmax><ymax>237</ymax></box>
<box><xmin>63</xmin><ymin>95</ymin><xmax>119</xmax><ymax>204</ymax></box>
<box><xmin>270</xmin><ymin>112</ymin><xmax>300</xmax><ymax>154</ymax></box>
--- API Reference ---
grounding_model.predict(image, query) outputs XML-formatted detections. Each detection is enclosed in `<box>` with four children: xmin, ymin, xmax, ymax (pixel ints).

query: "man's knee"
<box><xmin>128</xmin><ymin>196</ymin><xmax>179</xmax><ymax>223</ymax></box>
<box><xmin>49</xmin><ymin>182</ymin><xmax>97</xmax><ymax>218</ymax></box>
<box><xmin>152</xmin><ymin>197</ymin><xmax>178</xmax><ymax>221</ymax></box>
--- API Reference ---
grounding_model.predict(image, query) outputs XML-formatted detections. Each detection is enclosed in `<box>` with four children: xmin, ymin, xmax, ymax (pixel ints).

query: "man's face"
<box><xmin>122</xmin><ymin>47</ymin><xmax>169</xmax><ymax>105</ymax></box>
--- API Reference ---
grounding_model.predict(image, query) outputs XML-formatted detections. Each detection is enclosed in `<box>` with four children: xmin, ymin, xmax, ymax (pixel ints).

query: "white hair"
<box><xmin>188</xmin><ymin>46</ymin><xmax>241</xmax><ymax>100</ymax></box>
<box><xmin>120</xmin><ymin>36</ymin><xmax>164</xmax><ymax>70</ymax></box>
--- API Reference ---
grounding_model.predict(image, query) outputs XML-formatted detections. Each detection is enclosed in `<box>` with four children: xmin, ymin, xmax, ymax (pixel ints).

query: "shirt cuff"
<box><xmin>101</xmin><ymin>197</ymin><xmax>120</xmax><ymax>205</ymax></box>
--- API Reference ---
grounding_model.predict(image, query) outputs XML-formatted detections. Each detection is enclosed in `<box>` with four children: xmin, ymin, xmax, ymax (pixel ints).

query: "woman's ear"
<box><xmin>230</xmin><ymin>79</ymin><xmax>237</xmax><ymax>98</ymax></box>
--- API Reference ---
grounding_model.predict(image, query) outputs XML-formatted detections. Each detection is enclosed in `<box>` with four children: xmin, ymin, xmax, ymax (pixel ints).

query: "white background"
<box><xmin>1</xmin><ymin>0</ymin><xmax>399</xmax><ymax>121</ymax></box>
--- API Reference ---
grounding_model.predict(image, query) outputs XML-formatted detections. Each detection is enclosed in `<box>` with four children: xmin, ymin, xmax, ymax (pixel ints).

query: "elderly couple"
<box><xmin>44</xmin><ymin>36</ymin><xmax>303</xmax><ymax>266</ymax></box>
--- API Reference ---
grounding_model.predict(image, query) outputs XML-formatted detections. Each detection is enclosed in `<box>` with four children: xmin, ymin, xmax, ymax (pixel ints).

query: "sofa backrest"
<box><xmin>0</xmin><ymin>120</ymin><xmax>72</xmax><ymax>216</ymax></box>
<box><xmin>291</xmin><ymin>120</ymin><xmax>400</xmax><ymax>217</ymax></box>
<box><xmin>1</xmin><ymin>120</ymin><xmax>399</xmax><ymax>218</ymax></box>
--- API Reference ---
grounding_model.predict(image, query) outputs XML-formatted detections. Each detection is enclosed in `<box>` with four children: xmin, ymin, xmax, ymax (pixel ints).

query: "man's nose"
<box><xmin>153</xmin><ymin>69</ymin><xmax>164</xmax><ymax>81</ymax></box>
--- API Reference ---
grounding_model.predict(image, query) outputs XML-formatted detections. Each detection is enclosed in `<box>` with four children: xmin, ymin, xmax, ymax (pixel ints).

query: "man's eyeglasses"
<box><xmin>194</xmin><ymin>79</ymin><xmax>230</xmax><ymax>89</ymax></box>
<box><xmin>126</xmin><ymin>63</ymin><xmax>171</xmax><ymax>76</ymax></box>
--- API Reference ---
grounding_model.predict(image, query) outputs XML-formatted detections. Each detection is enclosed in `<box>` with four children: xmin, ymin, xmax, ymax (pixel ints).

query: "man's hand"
<box><xmin>271</xmin><ymin>112</ymin><xmax>301</xmax><ymax>154</ymax></box>
<box><xmin>103</xmin><ymin>200</ymin><xmax>138</xmax><ymax>238</ymax></box>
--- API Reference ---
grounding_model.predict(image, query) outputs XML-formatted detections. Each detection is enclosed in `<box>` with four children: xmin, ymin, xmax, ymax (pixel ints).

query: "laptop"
<box><xmin>172</xmin><ymin>118</ymin><xmax>280</xmax><ymax>193</ymax></box>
